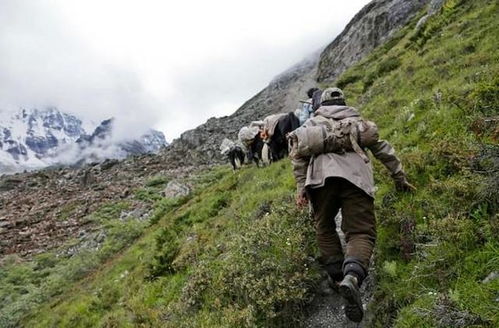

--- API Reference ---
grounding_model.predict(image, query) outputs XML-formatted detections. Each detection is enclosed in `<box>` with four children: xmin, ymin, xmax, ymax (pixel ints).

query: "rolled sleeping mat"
<box><xmin>288</xmin><ymin>119</ymin><xmax>379</xmax><ymax>159</ymax></box>
<box><xmin>357</xmin><ymin>120</ymin><xmax>379</xmax><ymax>147</ymax></box>
<box><xmin>288</xmin><ymin>125</ymin><xmax>327</xmax><ymax>158</ymax></box>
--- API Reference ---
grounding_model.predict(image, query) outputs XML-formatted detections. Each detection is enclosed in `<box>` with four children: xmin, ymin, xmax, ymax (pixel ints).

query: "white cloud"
<box><xmin>0</xmin><ymin>0</ymin><xmax>371</xmax><ymax>141</ymax></box>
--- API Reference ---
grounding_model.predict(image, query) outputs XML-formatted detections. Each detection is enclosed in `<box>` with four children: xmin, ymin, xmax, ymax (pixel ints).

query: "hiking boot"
<box><xmin>326</xmin><ymin>275</ymin><xmax>340</xmax><ymax>292</ymax></box>
<box><xmin>339</xmin><ymin>274</ymin><xmax>363</xmax><ymax>323</ymax></box>
<box><xmin>320</xmin><ymin>256</ymin><xmax>344</xmax><ymax>284</ymax></box>
<box><xmin>325</xmin><ymin>263</ymin><xmax>344</xmax><ymax>283</ymax></box>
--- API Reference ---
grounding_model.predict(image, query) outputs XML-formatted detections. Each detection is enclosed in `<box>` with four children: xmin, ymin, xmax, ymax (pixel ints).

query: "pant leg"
<box><xmin>308</xmin><ymin>183</ymin><xmax>343</xmax><ymax>262</ymax></box>
<box><xmin>339</xmin><ymin>180</ymin><xmax>376</xmax><ymax>274</ymax></box>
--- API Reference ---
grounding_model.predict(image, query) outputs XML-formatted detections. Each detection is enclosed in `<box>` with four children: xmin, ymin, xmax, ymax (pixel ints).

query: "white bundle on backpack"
<box><xmin>238</xmin><ymin>126</ymin><xmax>260</xmax><ymax>146</ymax></box>
<box><xmin>220</xmin><ymin>138</ymin><xmax>236</xmax><ymax>156</ymax></box>
<box><xmin>249</xmin><ymin>121</ymin><xmax>264</xmax><ymax>129</ymax></box>
<box><xmin>263</xmin><ymin>113</ymin><xmax>287</xmax><ymax>140</ymax></box>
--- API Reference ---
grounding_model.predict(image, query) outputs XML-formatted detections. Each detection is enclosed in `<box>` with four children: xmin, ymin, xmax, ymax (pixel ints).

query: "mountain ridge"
<box><xmin>0</xmin><ymin>108</ymin><xmax>167</xmax><ymax>174</ymax></box>
<box><xmin>161</xmin><ymin>0</ymin><xmax>430</xmax><ymax>167</ymax></box>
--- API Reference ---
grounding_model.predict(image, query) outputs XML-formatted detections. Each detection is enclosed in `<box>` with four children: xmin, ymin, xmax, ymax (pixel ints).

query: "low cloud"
<box><xmin>0</xmin><ymin>0</ymin><xmax>371</xmax><ymax>142</ymax></box>
<box><xmin>0</xmin><ymin>1</ymin><xmax>159</xmax><ymax>141</ymax></box>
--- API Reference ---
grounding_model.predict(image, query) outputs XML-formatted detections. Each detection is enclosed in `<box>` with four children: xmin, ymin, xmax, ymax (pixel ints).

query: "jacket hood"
<box><xmin>315</xmin><ymin>105</ymin><xmax>360</xmax><ymax>120</ymax></box>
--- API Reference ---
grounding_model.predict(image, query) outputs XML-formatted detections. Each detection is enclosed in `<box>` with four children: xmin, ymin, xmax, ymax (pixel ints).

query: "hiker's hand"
<box><xmin>296</xmin><ymin>190</ymin><xmax>308</xmax><ymax>208</ymax></box>
<box><xmin>395</xmin><ymin>179</ymin><xmax>416</xmax><ymax>192</ymax></box>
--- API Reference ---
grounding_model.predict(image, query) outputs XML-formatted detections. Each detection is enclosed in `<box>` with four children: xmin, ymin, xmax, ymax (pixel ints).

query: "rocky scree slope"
<box><xmin>317</xmin><ymin>0</ymin><xmax>428</xmax><ymax>83</ymax></box>
<box><xmin>162</xmin><ymin>0</ymin><xmax>429</xmax><ymax>165</ymax></box>
<box><xmin>0</xmin><ymin>155</ymin><xmax>207</xmax><ymax>259</ymax></box>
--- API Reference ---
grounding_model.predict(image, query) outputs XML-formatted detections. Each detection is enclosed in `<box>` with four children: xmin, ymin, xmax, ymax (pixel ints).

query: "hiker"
<box><xmin>289</xmin><ymin>87</ymin><xmax>415</xmax><ymax>323</ymax></box>
<box><xmin>295</xmin><ymin>88</ymin><xmax>319</xmax><ymax>125</ymax></box>
<box><xmin>220</xmin><ymin>138</ymin><xmax>245</xmax><ymax>170</ymax></box>
<box><xmin>311</xmin><ymin>88</ymin><xmax>323</xmax><ymax>111</ymax></box>
<box><xmin>238</xmin><ymin>124</ymin><xmax>265</xmax><ymax>167</ymax></box>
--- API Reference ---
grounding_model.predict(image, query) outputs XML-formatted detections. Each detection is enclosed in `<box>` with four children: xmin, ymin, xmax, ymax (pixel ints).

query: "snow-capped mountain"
<box><xmin>0</xmin><ymin>108</ymin><xmax>167</xmax><ymax>174</ymax></box>
<box><xmin>72</xmin><ymin>118</ymin><xmax>167</xmax><ymax>165</ymax></box>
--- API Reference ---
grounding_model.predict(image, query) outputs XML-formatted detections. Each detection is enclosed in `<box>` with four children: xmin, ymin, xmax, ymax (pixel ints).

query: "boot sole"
<box><xmin>339</xmin><ymin>283</ymin><xmax>364</xmax><ymax>323</ymax></box>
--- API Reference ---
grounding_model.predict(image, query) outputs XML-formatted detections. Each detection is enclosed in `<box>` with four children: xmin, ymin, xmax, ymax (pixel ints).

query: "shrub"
<box><xmin>146</xmin><ymin>176</ymin><xmax>169</xmax><ymax>187</ymax></box>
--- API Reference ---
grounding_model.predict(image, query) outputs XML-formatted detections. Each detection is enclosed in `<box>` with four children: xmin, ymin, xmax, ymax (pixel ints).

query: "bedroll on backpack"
<box><xmin>287</xmin><ymin>117</ymin><xmax>379</xmax><ymax>162</ymax></box>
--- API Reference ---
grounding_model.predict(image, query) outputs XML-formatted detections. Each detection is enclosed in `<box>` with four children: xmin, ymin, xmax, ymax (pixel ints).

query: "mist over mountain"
<box><xmin>0</xmin><ymin>108</ymin><xmax>167</xmax><ymax>174</ymax></box>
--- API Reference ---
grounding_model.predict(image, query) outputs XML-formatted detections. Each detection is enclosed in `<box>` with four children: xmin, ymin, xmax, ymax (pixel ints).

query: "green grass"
<box><xmin>0</xmin><ymin>188</ymin><xmax>189</xmax><ymax>328</ymax></box>
<box><xmin>1</xmin><ymin>0</ymin><xmax>498</xmax><ymax>327</ymax></box>
<box><xmin>331</xmin><ymin>0</ymin><xmax>499</xmax><ymax>326</ymax></box>
<box><xmin>16</xmin><ymin>163</ymin><xmax>318</xmax><ymax>327</ymax></box>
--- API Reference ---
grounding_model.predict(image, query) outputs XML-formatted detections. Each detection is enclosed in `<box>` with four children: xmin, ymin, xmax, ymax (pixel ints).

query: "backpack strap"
<box><xmin>349</xmin><ymin>125</ymin><xmax>370</xmax><ymax>163</ymax></box>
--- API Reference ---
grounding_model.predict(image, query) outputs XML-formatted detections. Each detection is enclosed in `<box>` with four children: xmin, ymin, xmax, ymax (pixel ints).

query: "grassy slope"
<box><xmin>2</xmin><ymin>0</ymin><xmax>497</xmax><ymax>326</ymax></box>
<box><xmin>20</xmin><ymin>162</ymin><xmax>318</xmax><ymax>327</ymax></box>
<box><xmin>333</xmin><ymin>0</ymin><xmax>498</xmax><ymax>326</ymax></box>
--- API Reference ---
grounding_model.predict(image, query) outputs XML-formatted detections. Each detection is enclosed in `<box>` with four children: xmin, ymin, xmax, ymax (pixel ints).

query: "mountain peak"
<box><xmin>0</xmin><ymin>108</ymin><xmax>167</xmax><ymax>175</ymax></box>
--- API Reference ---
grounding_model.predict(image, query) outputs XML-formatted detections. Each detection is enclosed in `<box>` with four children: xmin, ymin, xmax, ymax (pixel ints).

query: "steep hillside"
<box><xmin>323</xmin><ymin>0</ymin><xmax>498</xmax><ymax>326</ymax></box>
<box><xmin>317</xmin><ymin>0</ymin><xmax>428</xmax><ymax>83</ymax></box>
<box><xmin>1</xmin><ymin>0</ymin><xmax>498</xmax><ymax>327</ymax></box>
<box><xmin>162</xmin><ymin>0</ymin><xmax>429</xmax><ymax>166</ymax></box>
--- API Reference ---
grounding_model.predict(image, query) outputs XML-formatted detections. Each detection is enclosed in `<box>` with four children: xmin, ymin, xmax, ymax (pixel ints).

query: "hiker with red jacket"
<box><xmin>290</xmin><ymin>87</ymin><xmax>415</xmax><ymax>323</ymax></box>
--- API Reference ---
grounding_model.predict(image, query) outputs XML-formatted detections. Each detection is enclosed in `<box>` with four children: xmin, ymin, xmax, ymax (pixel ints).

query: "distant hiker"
<box><xmin>220</xmin><ymin>138</ymin><xmax>245</xmax><ymax>170</ymax></box>
<box><xmin>289</xmin><ymin>87</ymin><xmax>415</xmax><ymax>323</ymax></box>
<box><xmin>261</xmin><ymin>112</ymin><xmax>300</xmax><ymax>162</ymax></box>
<box><xmin>311</xmin><ymin>88</ymin><xmax>323</xmax><ymax>111</ymax></box>
<box><xmin>295</xmin><ymin>87</ymin><xmax>319</xmax><ymax>125</ymax></box>
<box><xmin>238</xmin><ymin>124</ymin><xmax>265</xmax><ymax>167</ymax></box>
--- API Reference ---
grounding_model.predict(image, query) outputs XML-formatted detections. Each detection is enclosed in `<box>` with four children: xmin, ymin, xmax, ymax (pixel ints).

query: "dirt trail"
<box><xmin>304</xmin><ymin>273</ymin><xmax>374</xmax><ymax>328</ymax></box>
<box><xmin>304</xmin><ymin>214</ymin><xmax>375</xmax><ymax>328</ymax></box>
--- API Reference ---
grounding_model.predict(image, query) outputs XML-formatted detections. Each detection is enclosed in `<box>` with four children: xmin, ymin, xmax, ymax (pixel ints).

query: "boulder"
<box><xmin>162</xmin><ymin>181</ymin><xmax>191</xmax><ymax>199</ymax></box>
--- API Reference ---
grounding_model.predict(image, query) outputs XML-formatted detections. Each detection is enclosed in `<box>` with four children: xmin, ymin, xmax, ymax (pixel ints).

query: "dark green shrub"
<box><xmin>134</xmin><ymin>188</ymin><xmax>162</xmax><ymax>203</ymax></box>
<box><xmin>336</xmin><ymin>71</ymin><xmax>362</xmax><ymax>89</ymax></box>
<box><xmin>469</xmin><ymin>77</ymin><xmax>499</xmax><ymax>115</ymax></box>
<box><xmin>146</xmin><ymin>176</ymin><xmax>169</xmax><ymax>187</ymax></box>
<box><xmin>378</xmin><ymin>57</ymin><xmax>402</xmax><ymax>75</ymax></box>
<box><xmin>148</xmin><ymin>228</ymin><xmax>180</xmax><ymax>278</ymax></box>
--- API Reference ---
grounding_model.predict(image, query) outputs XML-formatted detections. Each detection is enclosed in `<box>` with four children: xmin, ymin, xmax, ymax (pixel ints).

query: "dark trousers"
<box><xmin>308</xmin><ymin>177</ymin><xmax>376</xmax><ymax>276</ymax></box>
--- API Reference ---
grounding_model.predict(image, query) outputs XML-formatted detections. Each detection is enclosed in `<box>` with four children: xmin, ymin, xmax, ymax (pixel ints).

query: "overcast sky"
<box><xmin>0</xmin><ymin>0</ymin><xmax>371</xmax><ymax>141</ymax></box>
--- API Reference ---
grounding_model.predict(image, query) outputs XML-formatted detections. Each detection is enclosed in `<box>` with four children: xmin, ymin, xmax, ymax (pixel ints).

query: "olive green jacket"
<box><xmin>292</xmin><ymin>105</ymin><xmax>405</xmax><ymax>198</ymax></box>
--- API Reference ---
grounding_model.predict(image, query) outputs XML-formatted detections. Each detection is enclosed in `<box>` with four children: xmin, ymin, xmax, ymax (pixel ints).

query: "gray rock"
<box><xmin>482</xmin><ymin>271</ymin><xmax>499</xmax><ymax>284</ymax></box>
<box><xmin>0</xmin><ymin>178</ymin><xmax>23</xmax><ymax>191</ymax></box>
<box><xmin>428</xmin><ymin>0</ymin><xmax>445</xmax><ymax>15</ymax></box>
<box><xmin>162</xmin><ymin>181</ymin><xmax>191</xmax><ymax>199</ymax></box>
<box><xmin>318</xmin><ymin>0</ymin><xmax>429</xmax><ymax>83</ymax></box>
<box><xmin>416</xmin><ymin>0</ymin><xmax>446</xmax><ymax>30</ymax></box>
<box><xmin>120</xmin><ymin>207</ymin><xmax>150</xmax><ymax>221</ymax></box>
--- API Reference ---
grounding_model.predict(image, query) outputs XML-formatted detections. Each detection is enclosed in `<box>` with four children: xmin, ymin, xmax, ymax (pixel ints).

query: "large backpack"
<box><xmin>238</xmin><ymin>126</ymin><xmax>260</xmax><ymax>147</ymax></box>
<box><xmin>261</xmin><ymin>113</ymin><xmax>287</xmax><ymax>140</ymax></box>
<box><xmin>287</xmin><ymin>116</ymin><xmax>379</xmax><ymax>162</ymax></box>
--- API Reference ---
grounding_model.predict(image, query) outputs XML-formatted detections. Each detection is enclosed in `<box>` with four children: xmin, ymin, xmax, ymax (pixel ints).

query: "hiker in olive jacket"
<box><xmin>291</xmin><ymin>87</ymin><xmax>414</xmax><ymax>323</ymax></box>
